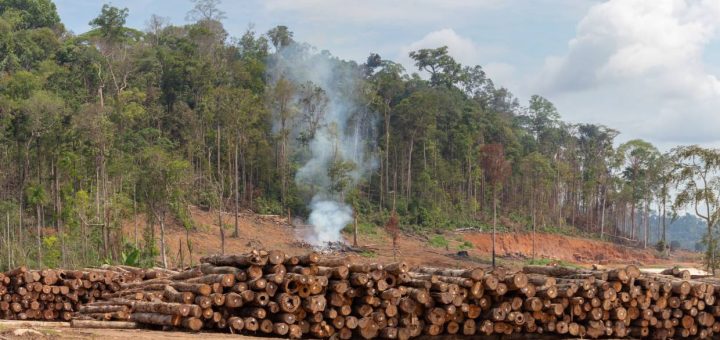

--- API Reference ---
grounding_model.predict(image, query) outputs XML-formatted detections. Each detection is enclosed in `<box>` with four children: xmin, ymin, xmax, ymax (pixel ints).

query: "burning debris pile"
<box><xmin>0</xmin><ymin>250</ymin><xmax>717</xmax><ymax>339</ymax></box>
<box><xmin>289</xmin><ymin>240</ymin><xmax>361</xmax><ymax>255</ymax></box>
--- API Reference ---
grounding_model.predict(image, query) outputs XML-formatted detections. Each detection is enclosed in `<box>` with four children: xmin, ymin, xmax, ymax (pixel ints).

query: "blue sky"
<box><xmin>54</xmin><ymin>0</ymin><xmax>720</xmax><ymax>150</ymax></box>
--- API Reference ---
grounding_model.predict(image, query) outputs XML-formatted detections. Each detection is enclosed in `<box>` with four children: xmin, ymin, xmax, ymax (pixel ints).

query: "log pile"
<box><xmin>6</xmin><ymin>250</ymin><xmax>720</xmax><ymax>339</ymax></box>
<box><xmin>0</xmin><ymin>265</ymin><xmax>172</xmax><ymax>321</ymax></box>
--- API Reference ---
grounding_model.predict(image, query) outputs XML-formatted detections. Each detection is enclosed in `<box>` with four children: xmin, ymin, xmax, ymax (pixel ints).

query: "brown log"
<box><xmin>171</xmin><ymin>282</ymin><xmax>211</xmax><ymax>296</ymax></box>
<box><xmin>71</xmin><ymin>320</ymin><xmax>138</xmax><ymax>329</ymax></box>
<box><xmin>201</xmin><ymin>252</ymin><xmax>268</xmax><ymax>267</ymax></box>
<box><xmin>130</xmin><ymin>312</ymin><xmax>181</xmax><ymax>327</ymax></box>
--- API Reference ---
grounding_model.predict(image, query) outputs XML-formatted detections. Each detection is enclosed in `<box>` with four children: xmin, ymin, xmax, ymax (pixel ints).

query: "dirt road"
<box><xmin>0</xmin><ymin>321</ymin><xmax>279</xmax><ymax>339</ymax></box>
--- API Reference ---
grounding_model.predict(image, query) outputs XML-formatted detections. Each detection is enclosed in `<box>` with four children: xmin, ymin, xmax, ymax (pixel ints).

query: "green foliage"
<box><xmin>120</xmin><ymin>244</ymin><xmax>141</xmax><ymax>267</ymax></box>
<box><xmin>88</xmin><ymin>4</ymin><xmax>128</xmax><ymax>40</ymax></box>
<box><xmin>254</xmin><ymin>196</ymin><xmax>284</xmax><ymax>215</ymax></box>
<box><xmin>0</xmin><ymin>0</ymin><xmax>61</xmax><ymax>30</ymax></box>
<box><xmin>328</xmin><ymin>158</ymin><xmax>357</xmax><ymax>197</ymax></box>
<box><xmin>343</xmin><ymin>221</ymin><xmax>379</xmax><ymax>237</ymax></box>
<box><xmin>655</xmin><ymin>240</ymin><xmax>667</xmax><ymax>253</ymax></box>
<box><xmin>25</xmin><ymin>182</ymin><xmax>47</xmax><ymax>207</ymax></box>
<box><xmin>428</xmin><ymin>235</ymin><xmax>449</xmax><ymax>248</ymax></box>
<box><xmin>0</xmin><ymin>2</ymin><xmax>710</xmax><ymax>270</ymax></box>
<box><xmin>359</xmin><ymin>250</ymin><xmax>376</xmax><ymax>258</ymax></box>
<box><xmin>457</xmin><ymin>240</ymin><xmax>473</xmax><ymax>251</ymax></box>
<box><xmin>671</xmin><ymin>145</ymin><xmax>720</xmax><ymax>272</ymax></box>
<box><xmin>42</xmin><ymin>236</ymin><xmax>60</xmax><ymax>268</ymax></box>
<box><xmin>409</xmin><ymin>46</ymin><xmax>462</xmax><ymax>87</ymax></box>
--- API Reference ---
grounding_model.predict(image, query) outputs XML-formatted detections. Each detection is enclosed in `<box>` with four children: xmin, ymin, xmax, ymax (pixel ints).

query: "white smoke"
<box><xmin>267</xmin><ymin>43</ymin><xmax>377</xmax><ymax>245</ymax></box>
<box><xmin>307</xmin><ymin>199</ymin><xmax>353</xmax><ymax>244</ymax></box>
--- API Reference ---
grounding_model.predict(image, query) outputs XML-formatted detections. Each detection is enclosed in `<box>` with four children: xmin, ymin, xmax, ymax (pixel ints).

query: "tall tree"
<box><xmin>671</xmin><ymin>145</ymin><xmax>720</xmax><ymax>273</ymax></box>
<box><xmin>481</xmin><ymin>144</ymin><xmax>510</xmax><ymax>268</ymax></box>
<box><xmin>267</xmin><ymin>25</ymin><xmax>293</xmax><ymax>51</ymax></box>
<box><xmin>268</xmin><ymin>77</ymin><xmax>296</xmax><ymax>207</ymax></box>
<box><xmin>615</xmin><ymin>139</ymin><xmax>659</xmax><ymax>244</ymax></box>
<box><xmin>186</xmin><ymin>0</ymin><xmax>226</xmax><ymax>22</ymax></box>
<box><xmin>137</xmin><ymin>146</ymin><xmax>189</xmax><ymax>268</ymax></box>
<box><xmin>409</xmin><ymin>46</ymin><xmax>462</xmax><ymax>88</ymax></box>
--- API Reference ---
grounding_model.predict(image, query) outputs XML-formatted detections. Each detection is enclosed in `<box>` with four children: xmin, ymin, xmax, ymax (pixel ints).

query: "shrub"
<box><xmin>457</xmin><ymin>240</ymin><xmax>474</xmax><ymax>251</ymax></box>
<box><xmin>428</xmin><ymin>235</ymin><xmax>449</xmax><ymax>248</ymax></box>
<box><xmin>254</xmin><ymin>196</ymin><xmax>284</xmax><ymax>215</ymax></box>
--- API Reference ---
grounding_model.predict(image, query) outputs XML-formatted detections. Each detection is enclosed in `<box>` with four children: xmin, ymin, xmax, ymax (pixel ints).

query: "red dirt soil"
<box><xmin>123</xmin><ymin>206</ymin><xmax>698</xmax><ymax>270</ymax></box>
<box><xmin>463</xmin><ymin>232</ymin><xmax>657</xmax><ymax>265</ymax></box>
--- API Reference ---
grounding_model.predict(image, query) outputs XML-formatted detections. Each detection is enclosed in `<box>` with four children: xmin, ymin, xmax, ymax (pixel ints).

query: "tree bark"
<box><xmin>406</xmin><ymin>134</ymin><xmax>414</xmax><ymax>199</ymax></box>
<box><xmin>219</xmin><ymin>199</ymin><xmax>225</xmax><ymax>255</ymax></box>
<box><xmin>600</xmin><ymin>187</ymin><xmax>606</xmax><ymax>240</ymax></box>
<box><xmin>159</xmin><ymin>214</ymin><xmax>167</xmax><ymax>269</ymax></box>
<box><xmin>630</xmin><ymin>201</ymin><xmax>636</xmax><ymax>240</ymax></box>
<box><xmin>36</xmin><ymin>202</ymin><xmax>42</xmax><ymax>268</ymax></box>
<box><xmin>233</xmin><ymin>141</ymin><xmax>239</xmax><ymax>238</ymax></box>
<box><xmin>661</xmin><ymin>190</ymin><xmax>666</xmax><ymax>244</ymax></box>
<box><xmin>492</xmin><ymin>190</ymin><xmax>497</xmax><ymax>268</ymax></box>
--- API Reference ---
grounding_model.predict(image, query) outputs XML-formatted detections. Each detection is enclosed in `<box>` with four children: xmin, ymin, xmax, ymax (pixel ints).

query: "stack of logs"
<box><xmin>16</xmin><ymin>250</ymin><xmax>720</xmax><ymax>339</ymax></box>
<box><xmin>0</xmin><ymin>266</ymin><xmax>173</xmax><ymax>321</ymax></box>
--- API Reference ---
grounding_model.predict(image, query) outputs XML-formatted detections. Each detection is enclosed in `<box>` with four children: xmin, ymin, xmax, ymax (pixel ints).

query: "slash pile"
<box><xmin>5</xmin><ymin>250</ymin><xmax>720</xmax><ymax>339</ymax></box>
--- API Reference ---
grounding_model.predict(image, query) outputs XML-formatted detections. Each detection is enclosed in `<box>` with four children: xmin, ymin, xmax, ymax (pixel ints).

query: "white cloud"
<box><xmin>536</xmin><ymin>0</ymin><xmax>720</xmax><ymax>148</ymax></box>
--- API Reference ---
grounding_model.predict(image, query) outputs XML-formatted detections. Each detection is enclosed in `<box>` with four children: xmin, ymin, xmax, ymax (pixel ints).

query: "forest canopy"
<box><xmin>1</xmin><ymin>0</ymin><xmax>719</xmax><ymax>271</ymax></box>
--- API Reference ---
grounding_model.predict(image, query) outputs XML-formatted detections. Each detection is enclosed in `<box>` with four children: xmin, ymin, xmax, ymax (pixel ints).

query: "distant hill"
<box><xmin>648</xmin><ymin>213</ymin><xmax>706</xmax><ymax>251</ymax></box>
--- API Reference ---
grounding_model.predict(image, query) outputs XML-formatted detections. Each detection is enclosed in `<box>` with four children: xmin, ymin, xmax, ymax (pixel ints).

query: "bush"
<box><xmin>342</xmin><ymin>221</ymin><xmax>378</xmax><ymax>236</ymax></box>
<box><xmin>655</xmin><ymin>240</ymin><xmax>667</xmax><ymax>252</ymax></box>
<box><xmin>457</xmin><ymin>240</ymin><xmax>474</xmax><ymax>251</ymax></box>
<box><xmin>360</xmin><ymin>250</ymin><xmax>376</xmax><ymax>258</ymax></box>
<box><xmin>428</xmin><ymin>235</ymin><xmax>449</xmax><ymax>248</ymax></box>
<box><xmin>42</xmin><ymin>236</ymin><xmax>61</xmax><ymax>268</ymax></box>
<box><xmin>121</xmin><ymin>243</ymin><xmax>142</xmax><ymax>266</ymax></box>
<box><xmin>254</xmin><ymin>196</ymin><xmax>284</xmax><ymax>215</ymax></box>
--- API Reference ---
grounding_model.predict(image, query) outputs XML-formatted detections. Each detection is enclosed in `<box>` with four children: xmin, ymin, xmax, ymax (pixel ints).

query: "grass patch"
<box><xmin>359</xmin><ymin>250</ymin><xmax>377</xmax><ymax>258</ymax></box>
<box><xmin>343</xmin><ymin>222</ymin><xmax>385</xmax><ymax>241</ymax></box>
<box><xmin>357</xmin><ymin>222</ymin><xmax>379</xmax><ymax>235</ymax></box>
<box><xmin>428</xmin><ymin>235</ymin><xmax>449</xmax><ymax>248</ymax></box>
<box><xmin>457</xmin><ymin>240</ymin><xmax>474</xmax><ymax>251</ymax></box>
<box><xmin>39</xmin><ymin>328</ymin><xmax>60</xmax><ymax>336</ymax></box>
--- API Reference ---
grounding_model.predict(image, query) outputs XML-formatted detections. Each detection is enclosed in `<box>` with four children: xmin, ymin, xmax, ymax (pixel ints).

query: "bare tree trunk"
<box><xmin>216</xmin><ymin>125</ymin><xmax>221</xmax><ymax>187</ymax></box>
<box><xmin>600</xmin><ymin>188</ymin><xmax>606</xmax><ymax>241</ymax></box>
<box><xmin>384</xmin><ymin>103</ymin><xmax>390</xmax><ymax>209</ymax></box>
<box><xmin>233</xmin><ymin>142</ymin><xmax>239</xmax><ymax>238</ymax></box>
<box><xmin>353</xmin><ymin>213</ymin><xmax>358</xmax><ymax>247</ymax></box>
<box><xmin>36</xmin><ymin>204</ymin><xmax>42</xmax><ymax>268</ymax></box>
<box><xmin>406</xmin><ymin>135</ymin><xmax>414</xmax><ymax>199</ymax></box>
<box><xmin>133</xmin><ymin>184</ymin><xmax>138</xmax><ymax>247</ymax></box>
<box><xmin>159</xmin><ymin>216</ymin><xmax>167</xmax><ymax>269</ymax></box>
<box><xmin>630</xmin><ymin>201</ymin><xmax>636</xmax><ymax>239</ymax></box>
<box><xmin>7</xmin><ymin>212</ymin><xmax>12</xmax><ymax>269</ymax></box>
<box><xmin>661</xmin><ymin>192</ymin><xmax>667</xmax><ymax>243</ymax></box>
<box><xmin>18</xmin><ymin>188</ymin><xmax>23</xmax><ymax>251</ymax></box>
<box><xmin>492</xmin><ymin>190</ymin><xmax>497</xmax><ymax>268</ymax></box>
<box><xmin>56</xmin><ymin>160</ymin><xmax>66</xmax><ymax>267</ymax></box>
<box><xmin>186</xmin><ymin>228</ymin><xmax>193</xmax><ymax>267</ymax></box>
<box><xmin>643</xmin><ymin>199</ymin><xmax>649</xmax><ymax>249</ymax></box>
<box><xmin>96</xmin><ymin>166</ymin><xmax>101</xmax><ymax>222</ymax></box>
<box><xmin>532</xmin><ymin>206</ymin><xmax>536</xmax><ymax>261</ymax></box>
<box><xmin>218</xmin><ymin>205</ymin><xmax>225</xmax><ymax>255</ymax></box>
<box><xmin>178</xmin><ymin>237</ymin><xmax>184</xmax><ymax>269</ymax></box>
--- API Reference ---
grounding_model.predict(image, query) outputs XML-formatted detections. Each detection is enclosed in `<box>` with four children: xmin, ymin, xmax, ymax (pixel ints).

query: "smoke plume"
<box><xmin>267</xmin><ymin>43</ymin><xmax>376</xmax><ymax>245</ymax></box>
